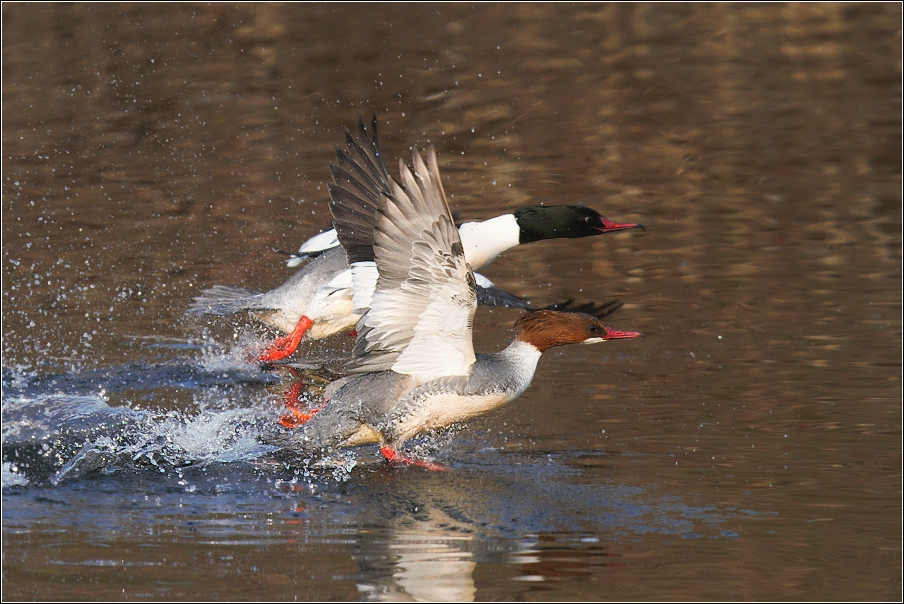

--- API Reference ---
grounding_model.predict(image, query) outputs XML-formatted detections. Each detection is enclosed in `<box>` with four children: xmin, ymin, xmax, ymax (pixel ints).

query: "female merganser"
<box><xmin>268</xmin><ymin>137</ymin><xmax>643</xmax><ymax>468</ymax></box>
<box><xmin>189</xmin><ymin>116</ymin><xmax>642</xmax><ymax>361</ymax></box>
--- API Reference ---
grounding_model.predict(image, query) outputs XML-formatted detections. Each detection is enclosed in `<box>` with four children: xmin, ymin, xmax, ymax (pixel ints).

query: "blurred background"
<box><xmin>2</xmin><ymin>3</ymin><xmax>901</xmax><ymax>600</ymax></box>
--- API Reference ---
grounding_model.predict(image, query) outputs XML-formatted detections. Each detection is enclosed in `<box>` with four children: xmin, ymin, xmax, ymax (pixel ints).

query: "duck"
<box><xmin>267</xmin><ymin>129</ymin><xmax>643</xmax><ymax>468</ymax></box>
<box><xmin>188</xmin><ymin>116</ymin><xmax>643</xmax><ymax>362</ymax></box>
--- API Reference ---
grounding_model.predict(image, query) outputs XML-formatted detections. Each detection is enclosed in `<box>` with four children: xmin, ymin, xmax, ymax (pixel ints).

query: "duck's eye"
<box><xmin>584</xmin><ymin>216</ymin><xmax>593</xmax><ymax>224</ymax></box>
<box><xmin>588</xmin><ymin>324</ymin><xmax>599</xmax><ymax>333</ymax></box>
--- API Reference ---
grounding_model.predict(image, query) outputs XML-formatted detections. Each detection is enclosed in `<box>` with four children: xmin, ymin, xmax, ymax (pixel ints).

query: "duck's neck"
<box><xmin>470</xmin><ymin>340</ymin><xmax>543</xmax><ymax>402</ymax></box>
<box><xmin>457</xmin><ymin>214</ymin><xmax>521</xmax><ymax>270</ymax></box>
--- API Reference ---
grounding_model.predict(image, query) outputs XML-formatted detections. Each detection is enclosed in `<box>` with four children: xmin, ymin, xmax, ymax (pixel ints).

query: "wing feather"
<box><xmin>328</xmin><ymin>115</ymin><xmax>392</xmax><ymax>266</ymax></box>
<box><xmin>348</xmin><ymin>148</ymin><xmax>477</xmax><ymax>379</ymax></box>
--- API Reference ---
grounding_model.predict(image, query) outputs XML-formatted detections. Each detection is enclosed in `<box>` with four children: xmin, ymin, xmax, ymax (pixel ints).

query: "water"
<box><xmin>3</xmin><ymin>3</ymin><xmax>901</xmax><ymax>600</ymax></box>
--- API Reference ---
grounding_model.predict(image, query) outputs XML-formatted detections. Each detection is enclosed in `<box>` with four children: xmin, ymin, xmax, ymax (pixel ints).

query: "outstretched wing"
<box><xmin>328</xmin><ymin>114</ymin><xmax>392</xmax><ymax>312</ymax></box>
<box><xmin>348</xmin><ymin>147</ymin><xmax>477</xmax><ymax>380</ymax></box>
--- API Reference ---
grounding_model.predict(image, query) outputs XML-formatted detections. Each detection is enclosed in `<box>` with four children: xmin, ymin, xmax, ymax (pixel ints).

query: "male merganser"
<box><xmin>268</xmin><ymin>136</ymin><xmax>643</xmax><ymax>468</ymax></box>
<box><xmin>189</xmin><ymin>116</ymin><xmax>642</xmax><ymax>361</ymax></box>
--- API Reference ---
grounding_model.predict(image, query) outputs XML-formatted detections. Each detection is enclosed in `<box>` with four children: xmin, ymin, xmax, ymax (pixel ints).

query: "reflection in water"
<box><xmin>355</xmin><ymin>509</ymin><xmax>476</xmax><ymax>602</ymax></box>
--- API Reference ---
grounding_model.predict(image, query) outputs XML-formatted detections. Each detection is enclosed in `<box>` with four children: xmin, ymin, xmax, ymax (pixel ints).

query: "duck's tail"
<box><xmin>187</xmin><ymin>285</ymin><xmax>263</xmax><ymax>316</ymax></box>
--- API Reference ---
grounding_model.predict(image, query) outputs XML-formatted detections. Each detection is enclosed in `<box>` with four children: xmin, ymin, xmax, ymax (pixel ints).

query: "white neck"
<box><xmin>457</xmin><ymin>214</ymin><xmax>521</xmax><ymax>270</ymax></box>
<box><xmin>486</xmin><ymin>339</ymin><xmax>543</xmax><ymax>401</ymax></box>
<box><xmin>501</xmin><ymin>337</ymin><xmax>543</xmax><ymax>366</ymax></box>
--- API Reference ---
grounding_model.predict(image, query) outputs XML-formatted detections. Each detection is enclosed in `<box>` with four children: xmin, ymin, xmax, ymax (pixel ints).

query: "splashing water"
<box><xmin>1</xmin><ymin>392</ymin><xmax>281</xmax><ymax>485</ymax></box>
<box><xmin>0</xmin><ymin>350</ymin><xmax>364</xmax><ymax>488</ymax></box>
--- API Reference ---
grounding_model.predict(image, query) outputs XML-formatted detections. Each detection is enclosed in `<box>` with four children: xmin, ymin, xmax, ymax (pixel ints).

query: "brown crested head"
<box><xmin>514</xmin><ymin>310</ymin><xmax>643</xmax><ymax>352</ymax></box>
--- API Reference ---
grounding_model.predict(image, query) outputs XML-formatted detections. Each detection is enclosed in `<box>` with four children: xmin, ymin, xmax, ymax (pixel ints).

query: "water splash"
<box><xmin>1</xmin><ymin>392</ymin><xmax>285</xmax><ymax>485</ymax></box>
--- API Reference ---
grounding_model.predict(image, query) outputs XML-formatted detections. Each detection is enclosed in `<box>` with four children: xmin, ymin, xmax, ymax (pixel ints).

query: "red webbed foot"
<box><xmin>380</xmin><ymin>446</ymin><xmax>448</xmax><ymax>472</ymax></box>
<box><xmin>281</xmin><ymin>376</ymin><xmax>306</xmax><ymax>409</ymax></box>
<box><xmin>278</xmin><ymin>406</ymin><xmax>322</xmax><ymax>429</ymax></box>
<box><xmin>257</xmin><ymin>316</ymin><xmax>314</xmax><ymax>362</ymax></box>
<box><xmin>277</xmin><ymin>377</ymin><xmax>323</xmax><ymax>429</ymax></box>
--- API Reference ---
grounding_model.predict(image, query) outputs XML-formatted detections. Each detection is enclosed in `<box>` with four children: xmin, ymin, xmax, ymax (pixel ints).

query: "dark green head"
<box><xmin>512</xmin><ymin>205</ymin><xmax>644</xmax><ymax>244</ymax></box>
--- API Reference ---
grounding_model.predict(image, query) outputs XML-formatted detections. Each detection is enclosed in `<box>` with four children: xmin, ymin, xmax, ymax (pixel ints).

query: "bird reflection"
<box><xmin>353</xmin><ymin>507</ymin><xmax>476</xmax><ymax>602</ymax></box>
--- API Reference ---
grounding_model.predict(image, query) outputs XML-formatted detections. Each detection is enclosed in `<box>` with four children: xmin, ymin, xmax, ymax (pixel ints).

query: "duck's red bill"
<box><xmin>598</xmin><ymin>218</ymin><xmax>645</xmax><ymax>233</ymax></box>
<box><xmin>603</xmin><ymin>327</ymin><xmax>644</xmax><ymax>340</ymax></box>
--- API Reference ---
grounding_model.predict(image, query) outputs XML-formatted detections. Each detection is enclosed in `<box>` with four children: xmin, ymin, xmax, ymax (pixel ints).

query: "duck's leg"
<box><xmin>277</xmin><ymin>374</ymin><xmax>324</xmax><ymax>429</ymax></box>
<box><xmin>258</xmin><ymin>316</ymin><xmax>314</xmax><ymax>362</ymax></box>
<box><xmin>279</xmin><ymin>404</ymin><xmax>322</xmax><ymax>429</ymax></box>
<box><xmin>380</xmin><ymin>445</ymin><xmax>448</xmax><ymax>472</ymax></box>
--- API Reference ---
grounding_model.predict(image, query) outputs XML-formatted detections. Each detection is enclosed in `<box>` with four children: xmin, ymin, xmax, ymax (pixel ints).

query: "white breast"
<box><xmin>392</xmin><ymin>391</ymin><xmax>512</xmax><ymax>443</ymax></box>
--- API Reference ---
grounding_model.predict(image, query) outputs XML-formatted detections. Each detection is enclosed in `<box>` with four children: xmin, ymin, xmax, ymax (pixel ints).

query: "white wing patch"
<box><xmin>298</xmin><ymin>229</ymin><xmax>340</xmax><ymax>254</ymax></box>
<box><xmin>287</xmin><ymin>229</ymin><xmax>341</xmax><ymax>266</ymax></box>
<box><xmin>349</xmin><ymin>261</ymin><xmax>379</xmax><ymax>314</ymax></box>
<box><xmin>391</xmin><ymin>277</ymin><xmax>476</xmax><ymax>377</ymax></box>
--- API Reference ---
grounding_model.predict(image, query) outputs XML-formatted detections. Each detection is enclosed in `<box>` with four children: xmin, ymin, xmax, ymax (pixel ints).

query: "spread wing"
<box><xmin>347</xmin><ymin>147</ymin><xmax>477</xmax><ymax>379</ymax></box>
<box><xmin>327</xmin><ymin>114</ymin><xmax>392</xmax><ymax>312</ymax></box>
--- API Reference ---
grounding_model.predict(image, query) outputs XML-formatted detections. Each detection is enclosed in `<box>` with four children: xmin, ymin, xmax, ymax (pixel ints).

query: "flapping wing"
<box><xmin>328</xmin><ymin>114</ymin><xmax>393</xmax><ymax>312</ymax></box>
<box><xmin>328</xmin><ymin>114</ymin><xmax>390</xmax><ymax>265</ymax></box>
<box><xmin>473</xmin><ymin>272</ymin><xmax>625</xmax><ymax>320</ymax></box>
<box><xmin>540</xmin><ymin>298</ymin><xmax>623</xmax><ymax>320</ymax></box>
<box><xmin>349</xmin><ymin>147</ymin><xmax>477</xmax><ymax>380</ymax></box>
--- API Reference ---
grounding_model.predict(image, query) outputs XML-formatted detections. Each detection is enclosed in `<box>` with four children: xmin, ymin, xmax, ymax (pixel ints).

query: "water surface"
<box><xmin>3</xmin><ymin>3</ymin><xmax>901</xmax><ymax>601</ymax></box>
